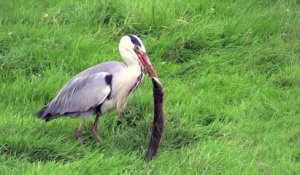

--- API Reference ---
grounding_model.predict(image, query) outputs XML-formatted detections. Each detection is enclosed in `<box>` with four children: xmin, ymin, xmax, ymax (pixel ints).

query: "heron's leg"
<box><xmin>76</xmin><ymin>117</ymin><xmax>84</xmax><ymax>146</ymax></box>
<box><xmin>91</xmin><ymin>114</ymin><xmax>103</xmax><ymax>143</ymax></box>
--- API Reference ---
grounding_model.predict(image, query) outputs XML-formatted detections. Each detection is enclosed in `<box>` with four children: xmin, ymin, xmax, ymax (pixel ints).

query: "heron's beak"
<box><xmin>137</xmin><ymin>52</ymin><xmax>157</xmax><ymax>77</ymax></box>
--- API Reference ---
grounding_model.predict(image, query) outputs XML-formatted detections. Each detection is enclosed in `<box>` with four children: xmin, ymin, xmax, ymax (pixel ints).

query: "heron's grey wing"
<box><xmin>75</xmin><ymin>61</ymin><xmax>126</xmax><ymax>77</ymax></box>
<box><xmin>42</xmin><ymin>72</ymin><xmax>112</xmax><ymax>117</ymax></box>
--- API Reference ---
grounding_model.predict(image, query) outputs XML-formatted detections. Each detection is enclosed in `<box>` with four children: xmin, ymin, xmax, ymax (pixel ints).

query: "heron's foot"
<box><xmin>75</xmin><ymin>130</ymin><xmax>84</xmax><ymax>146</ymax></box>
<box><xmin>91</xmin><ymin>128</ymin><xmax>103</xmax><ymax>143</ymax></box>
<box><xmin>118</xmin><ymin>110</ymin><xmax>125</xmax><ymax>118</ymax></box>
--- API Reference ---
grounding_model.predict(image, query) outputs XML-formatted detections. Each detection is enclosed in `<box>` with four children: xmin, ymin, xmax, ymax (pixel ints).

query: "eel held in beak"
<box><xmin>144</xmin><ymin>66</ymin><xmax>164</xmax><ymax>162</ymax></box>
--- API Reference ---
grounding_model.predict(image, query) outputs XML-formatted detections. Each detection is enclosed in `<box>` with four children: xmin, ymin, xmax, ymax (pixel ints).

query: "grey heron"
<box><xmin>37</xmin><ymin>35</ymin><xmax>156</xmax><ymax>144</ymax></box>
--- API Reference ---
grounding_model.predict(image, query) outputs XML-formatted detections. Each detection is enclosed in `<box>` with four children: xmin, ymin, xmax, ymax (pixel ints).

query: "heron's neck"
<box><xmin>121</xmin><ymin>55</ymin><xmax>142</xmax><ymax>75</ymax></box>
<box><xmin>120</xmin><ymin>54</ymin><xmax>144</xmax><ymax>89</ymax></box>
<box><xmin>128</xmin><ymin>60</ymin><xmax>142</xmax><ymax>71</ymax></box>
<box><xmin>111</xmin><ymin>59</ymin><xmax>144</xmax><ymax>113</ymax></box>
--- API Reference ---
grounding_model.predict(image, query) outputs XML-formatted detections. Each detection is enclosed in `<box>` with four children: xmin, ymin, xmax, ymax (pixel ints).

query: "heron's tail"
<box><xmin>37</xmin><ymin>106</ymin><xmax>52</xmax><ymax>122</ymax></box>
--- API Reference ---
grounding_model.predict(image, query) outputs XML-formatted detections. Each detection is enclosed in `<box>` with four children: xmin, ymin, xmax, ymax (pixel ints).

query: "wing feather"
<box><xmin>42</xmin><ymin>72</ymin><xmax>111</xmax><ymax>117</ymax></box>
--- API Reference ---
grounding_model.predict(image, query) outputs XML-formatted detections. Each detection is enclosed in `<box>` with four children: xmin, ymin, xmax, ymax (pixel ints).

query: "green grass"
<box><xmin>1</xmin><ymin>0</ymin><xmax>299</xmax><ymax>174</ymax></box>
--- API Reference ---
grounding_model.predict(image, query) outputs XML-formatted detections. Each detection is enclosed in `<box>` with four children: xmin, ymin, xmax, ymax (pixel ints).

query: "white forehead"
<box><xmin>119</xmin><ymin>35</ymin><xmax>146</xmax><ymax>51</ymax></box>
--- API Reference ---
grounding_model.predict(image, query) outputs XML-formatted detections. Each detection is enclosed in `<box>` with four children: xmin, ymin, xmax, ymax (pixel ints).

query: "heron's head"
<box><xmin>119</xmin><ymin>35</ymin><xmax>153</xmax><ymax>75</ymax></box>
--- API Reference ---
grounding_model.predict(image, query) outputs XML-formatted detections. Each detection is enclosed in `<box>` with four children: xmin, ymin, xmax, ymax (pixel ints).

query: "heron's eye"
<box><xmin>133</xmin><ymin>45</ymin><xmax>140</xmax><ymax>53</ymax></box>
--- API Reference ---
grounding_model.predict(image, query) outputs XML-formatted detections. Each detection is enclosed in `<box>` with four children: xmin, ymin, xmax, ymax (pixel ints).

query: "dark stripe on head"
<box><xmin>128</xmin><ymin>35</ymin><xmax>142</xmax><ymax>47</ymax></box>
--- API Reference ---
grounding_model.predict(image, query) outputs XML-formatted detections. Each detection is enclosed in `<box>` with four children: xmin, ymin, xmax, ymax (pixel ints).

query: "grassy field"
<box><xmin>1</xmin><ymin>0</ymin><xmax>299</xmax><ymax>174</ymax></box>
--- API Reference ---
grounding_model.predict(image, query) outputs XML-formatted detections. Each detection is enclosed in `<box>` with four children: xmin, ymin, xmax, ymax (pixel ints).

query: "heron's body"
<box><xmin>38</xmin><ymin>61</ymin><xmax>144</xmax><ymax>120</ymax></box>
<box><xmin>37</xmin><ymin>35</ymin><xmax>153</xmax><ymax>143</ymax></box>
